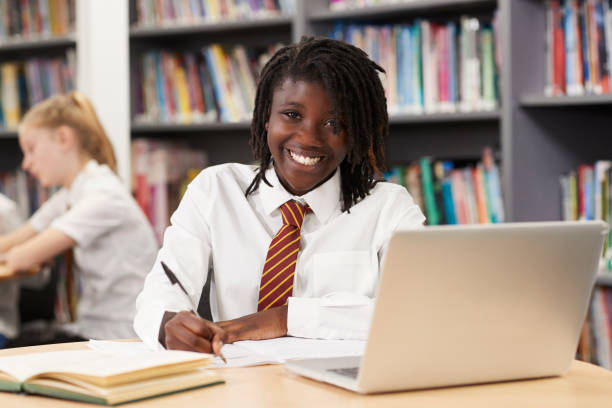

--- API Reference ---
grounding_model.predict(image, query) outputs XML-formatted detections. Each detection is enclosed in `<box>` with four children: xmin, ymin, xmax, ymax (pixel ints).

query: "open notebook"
<box><xmin>0</xmin><ymin>349</ymin><xmax>223</xmax><ymax>405</ymax></box>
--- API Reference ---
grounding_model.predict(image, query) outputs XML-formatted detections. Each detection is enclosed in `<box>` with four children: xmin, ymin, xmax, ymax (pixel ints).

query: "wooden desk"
<box><xmin>0</xmin><ymin>342</ymin><xmax>611</xmax><ymax>407</ymax></box>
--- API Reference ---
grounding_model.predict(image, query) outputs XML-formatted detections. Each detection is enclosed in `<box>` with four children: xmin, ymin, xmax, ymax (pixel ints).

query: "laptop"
<box><xmin>285</xmin><ymin>221</ymin><xmax>607</xmax><ymax>393</ymax></box>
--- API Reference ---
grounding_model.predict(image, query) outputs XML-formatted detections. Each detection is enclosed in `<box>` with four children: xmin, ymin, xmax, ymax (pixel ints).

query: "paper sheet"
<box><xmin>88</xmin><ymin>338</ymin><xmax>366</xmax><ymax>368</ymax></box>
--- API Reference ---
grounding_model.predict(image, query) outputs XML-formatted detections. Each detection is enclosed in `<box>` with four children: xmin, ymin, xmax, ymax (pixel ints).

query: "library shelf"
<box><xmin>131</xmin><ymin>121</ymin><xmax>252</xmax><ymax>133</ymax></box>
<box><xmin>520</xmin><ymin>94</ymin><xmax>612</xmax><ymax>107</ymax></box>
<box><xmin>596</xmin><ymin>273</ymin><xmax>612</xmax><ymax>287</ymax></box>
<box><xmin>0</xmin><ymin>34</ymin><xmax>75</xmax><ymax>52</ymax></box>
<box><xmin>389</xmin><ymin>110</ymin><xmax>500</xmax><ymax>124</ymax></box>
<box><xmin>309</xmin><ymin>0</ymin><xmax>497</xmax><ymax>21</ymax></box>
<box><xmin>0</xmin><ymin>129</ymin><xmax>17</xmax><ymax>138</ymax></box>
<box><xmin>129</xmin><ymin>16</ymin><xmax>293</xmax><ymax>38</ymax></box>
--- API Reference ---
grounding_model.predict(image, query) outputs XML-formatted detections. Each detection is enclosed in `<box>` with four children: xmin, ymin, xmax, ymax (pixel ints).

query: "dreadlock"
<box><xmin>245</xmin><ymin>36</ymin><xmax>389</xmax><ymax>212</ymax></box>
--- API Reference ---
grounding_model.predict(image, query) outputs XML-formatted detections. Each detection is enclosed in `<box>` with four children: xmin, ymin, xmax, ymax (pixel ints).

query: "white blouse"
<box><xmin>0</xmin><ymin>194</ymin><xmax>23</xmax><ymax>338</ymax></box>
<box><xmin>30</xmin><ymin>160</ymin><xmax>158</xmax><ymax>339</ymax></box>
<box><xmin>134</xmin><ymin>163</ymin><xmax>425</xmax><ymax>350</ymax></box>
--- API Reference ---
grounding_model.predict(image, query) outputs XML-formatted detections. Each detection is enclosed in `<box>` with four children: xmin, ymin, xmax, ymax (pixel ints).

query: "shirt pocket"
<box><xmin>312</xmin><ymin>251</ymin><xmax>376</xmax><ymax>298</ymax></box>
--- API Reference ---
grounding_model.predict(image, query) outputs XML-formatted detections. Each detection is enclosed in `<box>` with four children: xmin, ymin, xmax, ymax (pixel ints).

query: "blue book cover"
<box><xmin>448</xmin><ymin>22</ymin><xmax>458</xmax><ymax>104</ymax></box>
<box><xmin>153</xmin><ymin>52</ymin><xmax>167</xmax><ymax>123</ymax></box>
<box><xmin>203</xmin><ymin>47</ymin><xmax>230</xmax><ymax>122</ymax></box>
<box><xmin>564</xmin><ymin>0</ymin><xmax>576</xmax><ymax>92</ymax></box>
<box><xmin>441</xmin><ymin>161</ymin><xmax>457</xmax><ymax>224</ymax></box>
<box><xmin>578</xmin><ymin>0</ymin><xmax>590</xmax><ymax>92</ymax></box>
<box><xmin>396</xmin><ymin>26</ymin><xmax>407</xmax><ymax>108</ymax></box>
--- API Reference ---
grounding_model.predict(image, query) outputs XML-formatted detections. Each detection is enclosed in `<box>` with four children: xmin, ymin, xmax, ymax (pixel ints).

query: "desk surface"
<box><xmin>0</xmin><ymin>342</ymin><xmax>611</xmax><ymax>407</ymax></box>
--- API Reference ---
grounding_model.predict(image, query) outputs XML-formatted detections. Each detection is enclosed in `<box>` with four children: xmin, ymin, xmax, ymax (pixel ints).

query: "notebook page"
<box><xmin>0</xmin><ymin>349</ymin><xmax>209</xmax><ymax>382</ymax></box>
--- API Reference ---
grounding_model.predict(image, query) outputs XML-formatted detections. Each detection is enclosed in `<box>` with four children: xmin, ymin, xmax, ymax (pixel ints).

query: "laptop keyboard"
<box><xmin>327</xmin><ymin>367</ymin><xmax>359</xmax><ymax>379</ymax></box>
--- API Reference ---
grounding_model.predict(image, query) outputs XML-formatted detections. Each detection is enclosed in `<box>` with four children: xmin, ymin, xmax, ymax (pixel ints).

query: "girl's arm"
<box><xmin>5</xmin><ymin>227</ymin><xmax>75</xmax><ymax>272</ymax></box>
<box><xmin>0</xmin><ymin>222</ymin><xmax>39</xmax><ymax>253</ymax></box>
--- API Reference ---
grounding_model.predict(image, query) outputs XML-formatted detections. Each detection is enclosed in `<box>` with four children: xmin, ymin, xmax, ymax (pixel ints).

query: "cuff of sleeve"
<box><xmin>28</xmin><ymin>214</ymin><xmax>47</xmax><ymax>232</ymax></box>
<box><xmin>286</xmin><ymin>297</ymin><xmax>321</xmax><ymax>338</ymax></box>
<box><xmin>133</xmin><ymin>306</ymin><xmax>167</xmax><ymax>351</ymax></box>
<box><xmin>50</xmin><ymin>219</ymin><xmax>85</xmax><ymax>247</ymax></box>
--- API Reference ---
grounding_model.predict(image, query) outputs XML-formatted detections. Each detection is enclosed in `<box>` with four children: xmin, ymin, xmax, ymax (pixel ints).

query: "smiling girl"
<box><xmin>134</xmin><ymin>37</ymin><xmax>426</xmax><ymax>353</ymax></box>
<box><xmin>0</xmin><ymin>92</ymin><xmax>158</xmax><ymax>343</ymax></box>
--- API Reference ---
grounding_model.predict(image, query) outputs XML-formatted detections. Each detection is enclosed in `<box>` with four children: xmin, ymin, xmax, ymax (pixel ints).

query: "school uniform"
<box><xmin>29</xmin><ymin>159</ymin><xmax>158</xmax><ymax>340</ymax></box>
<box><xmin>0</xmin><ymin>194</ymin><xmax>23</xmax><ymax>342</ymax></box>
<box><xmin>134</xmin><ymin>163</ymin><xmax>425</xmax><ymax>350</ymax></box>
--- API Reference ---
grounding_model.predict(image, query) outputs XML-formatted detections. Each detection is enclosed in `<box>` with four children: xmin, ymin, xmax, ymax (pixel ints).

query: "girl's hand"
<box><xmin>5</xmin><ymin>246</ymin><xmax>28</xmax><ymax>274</ymax></box>
<box><xmin>216</xmin><ymin>306</ymin><xmax>288</xmax><ymax>344</ymax></box>
<box><xmin>163</xmin><ymin>311</ymin><xmax>227</xmax><ymax>354</ymax></box>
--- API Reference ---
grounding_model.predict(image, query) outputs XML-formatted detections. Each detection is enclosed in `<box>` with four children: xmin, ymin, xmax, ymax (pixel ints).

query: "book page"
<box><xmin>0</xmin><ymin>349</ymin><xmax>210</xmax><ymax>383</ymax></box>
<box><xmin>211</xmin><ymin>337</ymin><xmax>366</xmax><ymax>368</ymax></box>
<box><xmin>88</xmin><ymin>338</ymin><xmax>366</xmax><ymax>369</ymax></box>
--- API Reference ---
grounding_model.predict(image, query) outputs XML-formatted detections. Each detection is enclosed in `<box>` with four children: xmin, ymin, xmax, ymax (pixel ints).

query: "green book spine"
<box><xmin>420</xmin><ymin>157</ymin><xmax>439</xmax><ymax>225</ymax></box>
<box><xmin>0</xmin><ymin>379</ymin><xmax>22</xmax><ymax>393</ymax></box>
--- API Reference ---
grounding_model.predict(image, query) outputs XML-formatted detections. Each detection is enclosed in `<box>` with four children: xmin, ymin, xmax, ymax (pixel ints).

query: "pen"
<box><xmin>160</xmin><ymin>261</ymin><xmax>227</xmax><ymax>364</ymax></box>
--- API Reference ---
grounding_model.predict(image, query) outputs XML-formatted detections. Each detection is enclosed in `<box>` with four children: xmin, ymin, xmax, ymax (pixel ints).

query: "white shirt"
<box><xmin>0</xmin><ymin>194</ymin><xmax>23</xmax><ymax>338</ymax></box>
<box><xmin>30</xmin><ymin>160</ymin><xmax>158</xmax><ymax>340</ymax></box>
<box><xmin>134</xmin><ymin>163</ymin><xmax>425</xmax><ymax>350</ymax></box>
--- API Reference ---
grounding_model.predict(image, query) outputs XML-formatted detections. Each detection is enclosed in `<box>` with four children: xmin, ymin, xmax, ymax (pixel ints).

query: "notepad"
<box><xmin>0</xmin><ymin>349</ymin><xmax>223</xmax><ymax>405</ymax></box>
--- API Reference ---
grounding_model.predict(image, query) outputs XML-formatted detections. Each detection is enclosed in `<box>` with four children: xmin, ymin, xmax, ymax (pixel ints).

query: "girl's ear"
<box><xmin>55</xmin><ymin>125</ymin><xmax>78</xmax><ymax>152</ymax></box>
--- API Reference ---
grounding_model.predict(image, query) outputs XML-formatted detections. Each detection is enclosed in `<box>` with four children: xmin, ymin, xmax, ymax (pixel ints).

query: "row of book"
<box><xmin>133</xmin><ymin>44</ymin><xmax>282</xmax><ymax>125</ymax></box>
<box><xmin>0</xmin><ymin>0</ymin><xmax>75</xmax><ymax>41</ymax></box>
<box><xmin>577</xmin><ymin>287</ymin><xmax>612</xmax><ymax>369</ymax></box>
<box><xmin>330</xmin><ymin>16</ymin><xmax>500</xmax><ymax>115</ymax></box>
<box><xmin>131</xmin><ymin>139</ymin><xmax>208</xmax><ymax>244</ymax></box>
<box><xmin>383</xmin><ymin>147</ymin><xmax>505</xmax><ymax>225</ymax></box>
<box><xmin>560</xmin><ymin>161</ymin><xmax>612</xmax><ymax>268</ymax></box>
<box><xmin>134</xmin><ymin>0</ymin><xmax>295</xmax><ymax>26</ymax></box>
<box><xmin>545</xmin><ymin>0</ymin><xmax>612</xmax><ymax>96</ymax></box>
<box><xmin>0</xmin><ymin>49</ymin><xmax>75</xmax><ymax>129</ymax></box>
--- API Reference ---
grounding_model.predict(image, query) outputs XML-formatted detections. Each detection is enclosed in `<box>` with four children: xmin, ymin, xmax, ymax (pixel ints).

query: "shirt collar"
<box><xmin>259</xmin><ymin>166</ymin><xmax>342</xmax><ymax>224</ymax></box>
<box><xmin>68</xmin><ymin>159</ymin><xmax>99</xmax><ymax>196</ymax></box>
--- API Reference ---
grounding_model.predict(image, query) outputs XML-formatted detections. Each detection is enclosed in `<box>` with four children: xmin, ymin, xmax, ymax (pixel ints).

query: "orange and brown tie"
<box><xmin>258</xmin><ymin>200</ymin><xmax>310</xmax><ymax>311</ymax></box>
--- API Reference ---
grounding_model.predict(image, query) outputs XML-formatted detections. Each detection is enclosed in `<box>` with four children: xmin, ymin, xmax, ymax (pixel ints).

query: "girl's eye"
<box><xmin>283</xmin><ymin>111</ymin><xmax>300</xmax><ymax>120</ymax></box>
<box><xmin>323</xmin><ymin>119</ymin><xmax>336</xmax><ymax>128</ymax></box>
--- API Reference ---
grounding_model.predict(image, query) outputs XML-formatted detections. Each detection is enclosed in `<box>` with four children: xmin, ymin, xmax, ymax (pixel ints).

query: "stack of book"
<box><xmin>330</xmin><ymin>15</ymin><xmax>500</xmax><ymax>115</ymax></box>
<box><xmin>133</xmin><ymin>44</ymin><xmax>282</xmax><ymax>125</ymax></box>
<box><xmin>134</xmin><ymin>0</ymin><xmax>295</xmax><ymax>26</ymax></box>
<box><xmin>545</xmin><ymin>0</ymin><xmax>612</xmax><ymax>96</ymax></box>
<box><xmin>0</xmin><ymin>0</ymin><xmax>75</xmax><ymax>41</ymax></box>
<box><xmin>0</xmin><ymin>49</ymin><xmax>76</xmax><ymax>129</ymax></box>
<box><xmin>383</xmin><ymin>147</ymin><xmax>504</xmax><ymax>226</ymax></box>
<box><xmin>131</xmin><ymin>139</ymin><xmax>208</xmax><ymax>245</ymax></box>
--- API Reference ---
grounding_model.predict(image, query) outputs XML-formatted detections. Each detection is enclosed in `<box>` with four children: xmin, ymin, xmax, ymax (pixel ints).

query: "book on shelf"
<box><xmin>131</xmin><ymin>139</ymin><xmax>208</xmax><ymax>244</ymax></box>
<box><xmin>577</xmin><ymin>287</ymin><xmax>612</xmax><ymax>370</ymax></box>
<box><xmin>0</xmin><ymin>48</ymin><xmax>75</xmax><ymax>130</ymax></box>
<box><xmin>133</xmin><ymin>0</ymin><xmax>295</xmax><ymax>27</ymax></box>
<box><xmin>0</xmin><ymin>0</ymin><xmax>75</xmax><ymax>41</ymax></box>
<box><xmin>545</xmin><ymin>0</ymin><xmax>612</xmax><ymax>97</ymax></box>
<box><xmin>329</xmin><ymin>13</ymin><xmax>500</xmax><ymax>115</ymax></box>
<box><xmin>134</xmin><ymin>44</ymin><xmax>282</xmax><ymax>125</ymax></box>
<box><xmin>560</xmin><ymin>159</ymin><xmax>612</xmax><ymax>267</ymax></box>
<box><xmin>383</xmin><ymin>147</ymin><xmax>504</xmax><ymax>226</ymax></box>
<box><xmin>0</xmin><ymin>348</ymin><xmax>223</xmax><ymax>405</ymax></box>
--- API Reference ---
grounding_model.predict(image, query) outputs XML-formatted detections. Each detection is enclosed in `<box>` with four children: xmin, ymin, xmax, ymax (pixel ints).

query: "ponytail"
<box><xmin>19</xmin><ymin>91</ymin><xmax>117</xmax><ymax>173</ymax></box>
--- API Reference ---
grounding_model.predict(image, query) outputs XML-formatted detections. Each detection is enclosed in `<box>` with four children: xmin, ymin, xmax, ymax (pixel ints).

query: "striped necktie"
<box><xmin>258</xmin><ymin>200</ymin><xmax>311</xmax><ymax>312</ymax></box>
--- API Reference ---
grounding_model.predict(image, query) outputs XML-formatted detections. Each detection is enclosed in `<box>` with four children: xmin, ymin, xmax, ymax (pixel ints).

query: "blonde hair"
<box><xmin>20</xmin><ymin>91</ymin><xmax>117</xmax><ymax>173</ymax></box>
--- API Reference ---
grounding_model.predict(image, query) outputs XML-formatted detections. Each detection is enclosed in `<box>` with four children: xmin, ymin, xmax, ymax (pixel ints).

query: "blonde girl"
<box><xmin>0</xmin><ymin>92</ymin><xmax>158</xmax><ymax>342</ymax></box>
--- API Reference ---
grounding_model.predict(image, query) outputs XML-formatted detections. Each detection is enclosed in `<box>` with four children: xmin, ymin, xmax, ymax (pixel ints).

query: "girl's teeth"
<box><xmin>290</xmin><ymin>151</ymin><xmax>322</xmax><ymax>166</ymax></box>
